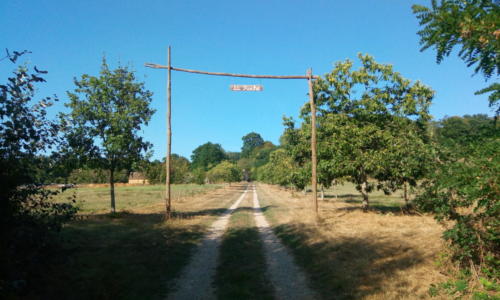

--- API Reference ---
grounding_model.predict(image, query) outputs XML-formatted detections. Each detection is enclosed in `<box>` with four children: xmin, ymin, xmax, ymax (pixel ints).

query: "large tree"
<box><xmin>206</xmin><ymin>161</ymin><xmax>242</xmax><ymax>184</ymax></box>
<box><xmin>65</xmin><ymin>59</ymin><xmax>155</xmax><ymax>213</ymax></box>
<box><xmin>190</xmin><ymin>142</ymin><xmax>226</xmax><ymax>170</ymax></box>
<box><xmin>143</xmin><ymin>154</ymin><xmax>191</xmax><ymax>184</ymax></box>
<box><xmin>241</xmin><ymin>132</ymin><xmax>264</xmax><ymax>158</ymax></box>
<box><xmin>295</xmin><ymin>54</ymin><xmax>434</xmax><ymax>210</ymax></box>
<box><xmin>413</xmin><ymin>0</ymin><xmax>500</xmax><ymax>114</ymax></box>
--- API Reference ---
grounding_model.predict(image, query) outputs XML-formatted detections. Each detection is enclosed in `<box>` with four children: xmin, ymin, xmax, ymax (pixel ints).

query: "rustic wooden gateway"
<box><xmin>145</xmin><ymin>46</ymin><xmax>319</xmax><ymax>219</ymax></box>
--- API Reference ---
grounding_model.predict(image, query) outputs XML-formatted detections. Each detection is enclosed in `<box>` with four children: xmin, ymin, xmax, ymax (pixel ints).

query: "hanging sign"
<box><xmin>230</xmin><ymin>84</ymin><xmax>264</xmax><ymax>91</ymax></box>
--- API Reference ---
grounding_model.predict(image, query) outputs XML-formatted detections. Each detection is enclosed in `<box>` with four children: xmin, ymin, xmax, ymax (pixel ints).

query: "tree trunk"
<box><xmin>403</xmin><ymin>181</ymin><xmax>409</xmax><ymax>207</ymax></box>
<box><xmin>320</xmin><ymin>185</ymin><xmax>324</xmax><ymax>201</ymax></box>
<box><xmin>360</xmin><ymin>181</ymin><xmax>369</xmax><ymax>212</ymax></box>
<box><xmin>110</xmin><ymin>168</ymin><xmax>116</xmax><ymax>213</ymax></box>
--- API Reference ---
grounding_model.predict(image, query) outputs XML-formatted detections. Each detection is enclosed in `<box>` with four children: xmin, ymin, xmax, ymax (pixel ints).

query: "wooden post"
<box><xmin>308</xmin><ymin>69</ymin><xmax>318</xmax><ymax>218</ymax></box>
<box><xmin>144</xmin><ymin>58</ymin><xmax>321</xmax><ymax>220</ymax></box>
<box><xmin>166</xmin><ymin>46</ymin><xmax>172</xmax><ymax>219</ymax></box>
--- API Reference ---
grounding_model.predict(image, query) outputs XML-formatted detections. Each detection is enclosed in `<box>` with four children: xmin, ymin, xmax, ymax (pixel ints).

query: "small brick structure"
<box><xmin>128</xmin><ymin>172</ymin><xmax>149</xmax><ymax>185</ymax></box>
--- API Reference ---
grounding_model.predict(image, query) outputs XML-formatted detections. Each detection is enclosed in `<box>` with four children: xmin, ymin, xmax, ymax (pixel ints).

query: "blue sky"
<box><xmin>1</xmin><ymin>0</ymin><xmax>496</xmax><ymax>160</ymax></box>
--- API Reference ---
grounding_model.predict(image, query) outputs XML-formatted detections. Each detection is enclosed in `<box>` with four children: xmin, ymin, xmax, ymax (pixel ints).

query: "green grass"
<box><xmin>55</xmin><ymin>184</ymin><xmax>222</xmax><ymax>214</ymax></box>
<box><xmin>322</xmin><ymin>182</ymin><xmax>409</xmax><ymax>212</ymax></box>
<box><xmin>214</xmin><ymin>202</ymin><xmax>275</xmax><ymax>300</ymax></box>
<box><xmin>29</xmin><ymin>184</ymin><xmax>234</xmax><ymax>300</ymax></box>
<box><xmin>38</xmin><ymin>213</ymin><xmax>206</xmax><ymax>300</ymax></box>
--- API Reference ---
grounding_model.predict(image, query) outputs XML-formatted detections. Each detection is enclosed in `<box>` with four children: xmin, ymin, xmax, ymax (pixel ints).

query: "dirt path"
<box><xmin>252</xmin><ymin>185</ymin><xmax>317</xmax><ymax>300</ymax></box>
<box><xmin>167</xmin><ymin>186</ymin><xmax>249</xmax><ymax>300</ymax></box>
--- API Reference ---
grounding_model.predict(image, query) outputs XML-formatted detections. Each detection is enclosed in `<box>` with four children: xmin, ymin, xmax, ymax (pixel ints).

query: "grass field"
<box><xmin>34</xmin><ymin>182</ymin><xmax>451</xmax><ymax>299</ymax></box>
<box><xmin>55</xmin><ymin>183</ymin><xmax>223</xmax><ymax>214</ymax></box>
<box><xmin>33</xmin><ymin>183</ymin><xmax>240</xmax><ymax>300</ymax></box>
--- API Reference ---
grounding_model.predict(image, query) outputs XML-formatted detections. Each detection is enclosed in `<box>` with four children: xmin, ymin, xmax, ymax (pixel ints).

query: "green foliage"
<box><xmin>241</xmin><ymin>132</ymin><xmax>264</xmax><ymax>158</ymax></box>
<box><xmin>190</xmin><ymin>142</ymin><xmax>226</xmax><ymax>171</ymax></box>
<box><xmin>0</xmin><ymin>50</ymin><xmax>77</xmax><ymax>296</ymax></box>
<box><xmin>256</xmin><ymin>148</ymin><xmax>295</xmax><ymax>186</ymax></box>
<box><xmin>68</xmin><ymin>167</ymin><xmax>129</xmax><ymax>184</ymax></box>
<box><xmin>238</xmin><ymin>139</ymin><xmax>277</xmax><ymax>180</ymax></box>
<box><xmin>412</xmin><ymin>0</ymin><xmax>500</xmax><ymax>113</ymax></box>
<box><xmin>190</xmin><ymin>168</ymin><xmax>207</xmax><ymax>185</ymax></box>
<box><xmin>206</xmin><ymin>161</ymin><xmax>242</xmax><ymax>184</ymax></box>
<box><xmin>142</xmin><ymin>154</ymin><xmax>191</xmax><ymax>184</ymax></box>
<box><xmin>412</xmin><ymin>0</ymin><xmax>499</xmax><ymax>78</ymax></box>
<box><xmin>416</xmin><ymin>137</ymin><xmax>499</xmax><ymax>274</ymax></box>
<box><xmin>290</xmin><ymin>54</ymin><xmax>434</xmax><ymax>208</ymax></box>
<box><xmin>64</xmin><ymin>58</ymin><xmax>155</xmax><ymax>212</ymax></box>
<box><xmin>434</xmin><ymin>114</ymin><xmax>496</xmax><ymax>151</ymax></box>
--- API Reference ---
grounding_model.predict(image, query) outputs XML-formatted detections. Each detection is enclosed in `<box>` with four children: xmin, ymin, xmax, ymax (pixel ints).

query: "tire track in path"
<box><xmin>167</xmin><ymin>186</ymin><xmax>248</xmax><ymax>300</ymax></box>
<box><xmin>252</xmin><ymin>185</ymin><xmax>317</xmax><ymax>300</ymax></box>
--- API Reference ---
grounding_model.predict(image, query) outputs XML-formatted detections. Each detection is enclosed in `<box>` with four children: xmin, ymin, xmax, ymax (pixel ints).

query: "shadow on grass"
<box><xmin>172</xmin><ymin>205</ymin><xmax>276</xmax><ymax>219</ymax></box>
<box><xmin>273</xmin><ymin>223</ymin><xmax>425</xmax><ymax>300</ymax></box>
<box><xmin>30</xmin><ymin>212</ymin><xmax>206</xmax><ymax>300</ymax></box>
<box><xmin>323</xmin><ymin>195</ymin><xmax>407</xmax><ymax>215</ymax></box>
<box><xmin>335</xmin><ymin>204</ymin><xmax>404</xmax><ymax>214</ymax></box>
<box><xmin>323</xmin><ymin>194</ymin><xmax>359</xmax><ymax>199</ymax></box>
<box><xmin>215</xmin><ymin>227</ymin><xmax>274</xmax><ymax>300</ymax></box>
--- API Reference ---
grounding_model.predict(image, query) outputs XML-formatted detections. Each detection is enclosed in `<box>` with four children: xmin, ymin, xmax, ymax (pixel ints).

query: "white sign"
<box><xmin>230</xmin><ymin>84</ymin><xmax>264</xmax><ymax>91</ymax></box>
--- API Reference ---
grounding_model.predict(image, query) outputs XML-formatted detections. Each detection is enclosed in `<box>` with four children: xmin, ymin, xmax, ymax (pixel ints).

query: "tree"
<box><xmin>416</xmin><ymin>138</ymin><xmax>499</xmax><ymax>273</ymax></box>
<box><xmin>434</xmin><ymin>114</ymin><xmax>496</xmax><ymax>151</ymax></box>
<box><xmin>1</xmin><ymin>50</ymin><xmax>77</xmax><ymax>296</ymax></box>
<box><xmin>206</xmin><ymin>161</ymin><xmax>242</xmax><ymax>184</ymax></box>
<box><xmin>143</xmin><ymin>154</ymin><xmax>191</xmax><ymax>184</ymax></box>
<box><xmin>257</xmin><ymin>148</ymin><xmax>295</xmax><ymax>187</ymax></box>
<box><xmin>225</xmin><ymin>151</ymin><xmax>241</xmax><ymax>162</ymax></box>
<box><xmin>190</xmin><ymin>142</ymin><xmax>226</xmax><ymax>170</ymax></box>
<box><xmin>65</xmin><ymin>59</ymin><xmax>155</xmax><ymax>213</ymax></box>
<box><xmin>241</xmin><ymin>132</ymin><xmax>264</xmax><ymax>158</ymax></box>
<box><xmin>297</xmin><ymin>54</ymin><xmax>434</xmax><ymax>210</ymax></box>
<box><xmin>413</xmin><ymin>0</ymin><xmax>500</xmax><ymax>114</ymax></box>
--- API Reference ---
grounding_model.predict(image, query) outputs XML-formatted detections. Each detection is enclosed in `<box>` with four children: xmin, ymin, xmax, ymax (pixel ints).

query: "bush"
<box><xmin>0</xmin><ymin>50</ymin><xmax>77</xmax><ymax>296</ymax></box>
<box><xmin>416</xmin><ymin>137</ymin><xmax>499</xmax><ymax>277</ymax></box>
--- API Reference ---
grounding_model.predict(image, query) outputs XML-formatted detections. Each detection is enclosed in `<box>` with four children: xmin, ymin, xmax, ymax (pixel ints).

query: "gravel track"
<box><xmin>252</xmin><ymin>186</ymin><xmax>317</xmax><ymax>300</ymax></box>
<box><xmin>166</xmin><ymin>186</ymin><xmax>248</xmax><ymax>300</ymax></box>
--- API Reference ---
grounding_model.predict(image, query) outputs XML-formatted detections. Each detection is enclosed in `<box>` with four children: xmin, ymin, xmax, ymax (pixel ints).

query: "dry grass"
<box><xmin>257</xmin><ymin>183</ymin><xmax>450</xmax><ymax>300</ymax></box>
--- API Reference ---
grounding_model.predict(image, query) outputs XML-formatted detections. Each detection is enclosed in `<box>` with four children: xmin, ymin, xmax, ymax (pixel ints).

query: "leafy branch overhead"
<box><xmin>412</xmin><ymin>0</ymin><xmax>500</xmax><ymax>114</ymax></box>
<box><xmin>412</xmin><ymin>0</ymin><xmax>499</xmax><ymax>78</ymax></box>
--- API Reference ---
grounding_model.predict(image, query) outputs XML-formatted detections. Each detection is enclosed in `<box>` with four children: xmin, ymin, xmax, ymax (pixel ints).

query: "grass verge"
<box><xmin>214</xmin><ymin>194</ymin><xmax>275</xmax><ymax>300</ymax></box>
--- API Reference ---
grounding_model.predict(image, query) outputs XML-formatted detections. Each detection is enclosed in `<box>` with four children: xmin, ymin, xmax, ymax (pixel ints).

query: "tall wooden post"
<box><xmin>166</xmin><ymin>46</ymin><xmax>172</xmax><ymax>218</ymax></box>
<box><xmin>307</xmin><ymin>69</ymin><xmax>318</xmax><ymax>218</ymax></box>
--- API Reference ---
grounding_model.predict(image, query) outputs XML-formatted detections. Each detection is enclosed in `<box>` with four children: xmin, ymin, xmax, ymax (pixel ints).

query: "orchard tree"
<box><xmin>257</xmin><ymin>148</ymin><xmax>295</xmax><ymax>187</ymax></box>
<box><xmin>300</xmin><ymin>54</ymin><xmax>434</xmax><ymax>210</ymax></box>
<box><xmin>190</xmin><ymin>142</ymin><xmax>226</xmax><ymax>170</ymax></box>
<box><xmin>64</xmin><ymin>59</ymin><xmax>155</xmax><ymax>213</ymax></box>
<box><xmin>379</xmin><ymin>121</ymin><xmax>434</xmax><ymax>206</ymax></box>
<box><xmin>206</xmin><ymin>161</ymin><xmax>241</xmax><ymax>184</ymax></box>
<box><xmin>413</xmin><ymin>0</ymin><xmax>500</xmax><ymax>114</ymax></box>
<box><xmin>241</xmin><ymin>132</ymin><xmax>264</xmax><ymax>158</ymax></box>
